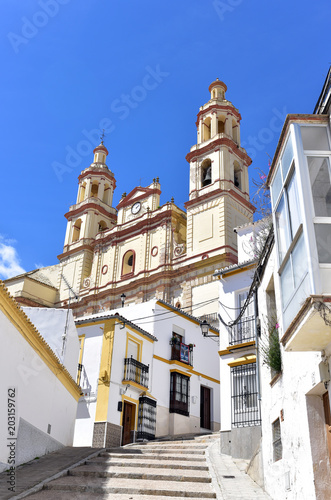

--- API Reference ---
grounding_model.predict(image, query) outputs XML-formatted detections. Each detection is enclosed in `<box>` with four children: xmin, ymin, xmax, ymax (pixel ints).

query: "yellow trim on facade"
<box><xmin>154</xmin><ymin>354</ymin><xmax>218</xmax><ymax>383</ymax></box>
<box><xmin>125</xmin><ymin>323</ymin><xmax>155</xmax><ymax>343</ymax></box>
<box><xmin>95</xmin><ymin>319</ymin><xmax>115</xmax><ymax>422</ymax></box>
<box><xmin>170</xmin><ymin>369</ymin><xmax>192</xmax><ymax>377</ymax></box>
<box><xmin>121</xmin><ymin>379</ymin><xmax>148</xmax><ymax>392</ymax></box>
<box><xmin>126</xmin><ymin>332</ymin><xmax>143</xmax><ymax>362</ymax></box>
<box><xmin>76</xmin><ymin>320</ymin><xmax>106</xmax><ymax>328</ymax></box>
<box><xmin>153</xmin><ymin>354</ymin><xmax>171</xmax><ymax>364</ymax></box>
<box><xmin>77</xmin><ymin>334</ymin><xmax>85</xmax><ymax>385</ymax></box>
<box><xmin>78</xmin><ymin>334</ymin><xmax>85</xmax><ymax>365</ymax></box>
<box><xmin>228</xmin><ymin>355</ymin><xmax>256</xmax><ymax>367</ymax></box>
<box><xmin>190</xmin><ymin>370</ymin><xmax>220</xmax><ymax>384</ymax></box>
<box><xmin>229</xmin><ymin>340</ymin><xmax>256</xmax><ymax>350</ymax></box>
<box><xmin>0</xmin><ymin>282</ymin><xmax>81</xmax><ymax>401</ymax></box>
<box><xmin>218</xmin><ymin>349</ymin><xmax>231</xmax><ymax>356</ymax></box>
<box><xmin>169</xmin><ymin>359</ymin><xmax>193</xmax><ymax>370</ymax></box>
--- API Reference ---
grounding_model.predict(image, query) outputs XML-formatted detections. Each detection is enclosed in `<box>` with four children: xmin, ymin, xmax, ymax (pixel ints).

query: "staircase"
<box><xmin>26</xmin><ymin>435</ymin><xmax>219</xmax><ymax>499</ymax></box>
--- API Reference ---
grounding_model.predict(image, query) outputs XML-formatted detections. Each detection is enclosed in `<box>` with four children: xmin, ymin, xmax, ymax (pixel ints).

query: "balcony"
<box><xmin>123</xmin><ymin>357</ymin><xmax>149</xmax><ymax>388</ymax></box>
<box><xmin>228</xmin><ymin>317</ymin><xmax>255</xmax><ymax>346</ymax></box>
<box><xmin>282</xmin><ymin>295</ymin><xmax>331</xmax><ymax>352</ymax></box>
<box><xmin>170</xmin><ymin>341</ymin><xmax>193</xmax><ymax>366</ymax></box>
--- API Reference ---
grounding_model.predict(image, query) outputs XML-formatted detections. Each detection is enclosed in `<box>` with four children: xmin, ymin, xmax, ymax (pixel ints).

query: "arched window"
<box><xmin>72</xmin><ymin>219</ymin><xmax>82</xmax><ymax>242</ymax></box>
<box><xmin>217</xmin><ymin>117</ymin><xmax>225</xmax><ymax>134</ymax></box>
<box><xmin>203</xmin><ymin>117</ymin><xmax>211</xmax><ymax>141</ymax></box>
<box><xmin>98</xmin><ymin>220</ymin><xmax>107</xmax><ymax>232</ymax></box>
<box><xmin>234</xmin><ymin>162</ymin><xmax>242</xmax><ymax>190</ymax></box>
<box><xmin>122</xmin><ymin>250</ymin><xmax>135</xmax><ymax>277</ymax></box>
<box><xmin>201</xmin><ymin>159</ymin><xmax>212</xmax><ymax>187</ymax></box>
<box><xmin>91</xmin><ymin>182</ymin><xmax>99</xmax><ymax>198</ymax></box>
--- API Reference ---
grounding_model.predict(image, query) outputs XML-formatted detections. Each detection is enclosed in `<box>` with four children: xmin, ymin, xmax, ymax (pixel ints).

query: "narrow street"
<box><xmin>13</xmin><ymin>435</ymin><xmax>271</xmax><ymax>500</ymax></box>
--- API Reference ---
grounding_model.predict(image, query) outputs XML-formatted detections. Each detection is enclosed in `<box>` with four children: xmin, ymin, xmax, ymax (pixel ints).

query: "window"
<box><xmin>98</xmin><ymin>220</ymin><xmax>107</xmax><ymax>232</ymax></box>
<box><xmin>229</xmin><ymin>291</ymin><xmax>255</xmax><ymax>345</ymax></box>
<box><xmin>272</xmin><ymin>418</ymin><xmax>282</xmax><ymax>462</ymax></box>
<box><xmin>231</xmin><ymin>363</ymin><xmax>261</xmax><ymax>427</ymax></box>
<box><xmin>170</xmin><ymin>372</ymin><xmax>190</xmax><ymax>416</ymax></box>
<box><xmin>201</xmin><ymin>159</ymin><xmax>212</xmax><ymax>187</ymax></box>
<box><xmin>72</xmin><ymin>219</ymin><xmax>82</xmax><ymax>242</ymax></box>
<box><xmin>122</xmin><ymin>250</ymin><xmax>135</xmax><ymax>276</ymax></box>
<box><xmin>217</xmin><ymin>118</ymin><xmax>225</xmax><ymax>134</ymax></box>
<box><xmin>275</xmin><ymin>170</ymin><xmax>301</xmax><ymax>264</ymax></box>
<box><xmin>203</xmin><ymin>118</ymin><xmax>211</xmax><ymax>141</ymax></box>
<box><xmin>137</xmin><ymin>396</ymin><xmax>156</xmax><ymax>441</ymax></box>
<box><xmin>79</xmin><ymin>182</ymin><xmax>86</xmax><ymax>202</ymax></box>
<box><xmin>234</xmin><ymin>162</ymin><xmax>242</xmax><ymax>190</ymax></box>
<box><xmin>308</xmin><ymin>157</ymin><xmax>331</xmax><ymax>217</ymax></box>
<box><xmin>91</xmin><ymin>182</ymin><xmax>99</xmax><ymax>198</ymax></box>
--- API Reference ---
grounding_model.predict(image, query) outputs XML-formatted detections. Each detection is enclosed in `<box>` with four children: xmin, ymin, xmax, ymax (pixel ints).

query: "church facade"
<box><xmin>6</xmin><ymin>80</ymin><xmax>254</xmax><ymax>320</ymax></box>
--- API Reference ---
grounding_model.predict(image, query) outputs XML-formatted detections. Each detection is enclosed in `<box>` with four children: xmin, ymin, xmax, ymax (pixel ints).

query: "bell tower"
<box><xmin>59</xmin><ymin>141</ymin><xmax>117</xmax><ymax>290</ymax></box>
<box><xmin>185</xmin><ymin>79</ymin><xmax>254</xmax><ymax>265</ymax></box>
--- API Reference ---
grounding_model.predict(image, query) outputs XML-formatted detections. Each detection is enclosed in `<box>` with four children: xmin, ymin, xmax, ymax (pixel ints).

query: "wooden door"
<box><xmin>200</xmin><ymin>386</ymin><xmax>211</xmax><ymax>430</ymax></box>
<box><xmin>322</xmin><ymin>391</ymin><xmax>331</xmax><ymax>463</ymax></box>
<box><xmin>122</xmin><ymin>402</ymin><xmax>135</xmax><ymax>446</ymax></box>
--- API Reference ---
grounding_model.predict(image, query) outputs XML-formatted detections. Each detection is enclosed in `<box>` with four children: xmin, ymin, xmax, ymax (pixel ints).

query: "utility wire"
<box><xmin>218</xmin><ymin>226</ymin><xmax>274</xmax><ymax>329</ymax></box>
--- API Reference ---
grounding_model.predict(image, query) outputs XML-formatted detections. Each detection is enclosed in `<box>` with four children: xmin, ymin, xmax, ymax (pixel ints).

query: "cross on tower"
<box><xmin>100</xmin><ymin>129</ymin><xmax>105</xmax><ymax>144</ymax></box>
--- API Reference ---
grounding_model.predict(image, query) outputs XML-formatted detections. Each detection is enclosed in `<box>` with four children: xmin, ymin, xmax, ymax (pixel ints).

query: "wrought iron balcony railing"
<box><xmin>170</xmin><ymin>341</ymin><xmax>193</xmax><ymax>365</ymax></box>
<box><xmin>228</xmin><ymin>317</ymin><xmax>256</xmax><ymax>346</ymax></box>
<box><xmin>123</xmin><ymin>357</ymin><xmax>149</xmax><ymax>388</ymax></box>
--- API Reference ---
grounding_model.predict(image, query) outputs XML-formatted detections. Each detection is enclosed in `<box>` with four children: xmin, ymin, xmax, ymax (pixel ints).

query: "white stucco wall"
<box><xmin>0</xmin><ymin>310</ymin><xmax>78</xmax><ymax>471</ymax></box>
<box><xmin>23</xmin><ymin>307</ymin><xmax>80</xmax><ymax>380</ymax></box>
<box><xmin>257</xmin><ymin>246</ymin><xmax>328</xmax><ymax>500</ymax></box>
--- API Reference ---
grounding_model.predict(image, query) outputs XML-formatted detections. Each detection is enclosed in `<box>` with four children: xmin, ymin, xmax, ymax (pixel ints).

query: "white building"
<box><xmin>0</xmin><ymin>282</ymin><xmax>81</xmax><ymax>472</ymax></box>
<box><xmin>73</xmin><ymin>299</ymin><xmax>220</xmax><ymax>448</ymax></box>
<box><xmin>260</xmin><ymin>109</ymin><xmax>331</xmax><ymax>499</ymax></box>
<box><xmin>215</xmin><ymin>221</ymin><xmax>263</xmax><ymax>461</ymax></box>
<box><xmin>215</xmin><ymin>68</ymin><xmax>331</xmax><ymax>499</ymax></box>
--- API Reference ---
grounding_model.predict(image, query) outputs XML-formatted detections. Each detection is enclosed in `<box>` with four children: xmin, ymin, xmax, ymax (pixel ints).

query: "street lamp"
<box><xmin>120</xmin><ymin>293</ymin><xmax>126</xmax><ymax>308</ymax></box>
<box><xmin>200</xmin><ymin>319</ymin><xmax>210</xmax><ymax>337</ymax></box>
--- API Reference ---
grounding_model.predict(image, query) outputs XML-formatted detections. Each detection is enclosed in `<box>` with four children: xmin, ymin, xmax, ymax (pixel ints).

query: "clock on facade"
<box><xmin>131</xmin><ymin>202</ymin><xmax>141</xmax><ymax>215</ymax></box>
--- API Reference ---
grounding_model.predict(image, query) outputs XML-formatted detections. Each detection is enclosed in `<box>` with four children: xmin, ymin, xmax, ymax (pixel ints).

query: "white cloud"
<box><xmin>0</xmin><ymin>239</ymin><xmax>26</xmax><ymax>280</ymax></box>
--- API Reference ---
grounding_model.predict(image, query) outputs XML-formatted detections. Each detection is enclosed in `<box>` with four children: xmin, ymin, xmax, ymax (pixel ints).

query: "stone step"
<box><xmin>70</xmin><ymin>464</ymin><xmax>211</xmax><ymax>482</ymax></box>
<box><xmin>27</xmin><ymin>491</ymin><xmax>212</xmax><ymax>500</ymax></box>
<box><xmin>133</xmin><ymin>442</ymin><xmax>209</xmax><ymax>448</ymax></box>
<box><xmin>101</xmin><ymin>452</ymin><xmax>206</xmax><ymax>462</ymax></box>
<box><xmin>108</xmin><ymin>447</ymin><xmax>206</xmax><ymax>455</ymax></box>
<box><xmin>89</xmin><ymin>456</ymin><xmax>209</xmax><ymax>470</ymax></box>
<box><xmin>43</xmin><ymin>476</ymin><xmax>216</xmax><ymax>497</ymax></box>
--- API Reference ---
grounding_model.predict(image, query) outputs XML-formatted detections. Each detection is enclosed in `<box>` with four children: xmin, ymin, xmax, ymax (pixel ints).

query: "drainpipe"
<box><xmin>254</xmin><ymin>288</ymin><xmax>261</xmax><ymax>402</ymax></box>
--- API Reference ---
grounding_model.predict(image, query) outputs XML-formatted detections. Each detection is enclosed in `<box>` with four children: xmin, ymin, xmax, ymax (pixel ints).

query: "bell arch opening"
<box><xmin>201</xmin><ymin>159</ymin><xmax>212</xmax><ymax>187</ymax></box>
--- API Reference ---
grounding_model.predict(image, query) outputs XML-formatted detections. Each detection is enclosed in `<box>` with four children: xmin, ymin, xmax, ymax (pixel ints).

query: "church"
<box><xmin>6</xmin><ymin>80</ymin><xmax>255</xmax><ymax>320</ymax></box>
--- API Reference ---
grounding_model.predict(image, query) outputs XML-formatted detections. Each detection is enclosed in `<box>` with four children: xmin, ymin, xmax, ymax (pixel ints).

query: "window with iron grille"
<box><xmin>272</xmin><ymin>418</ymin><xmax>282</xmax><ymax>461</ymax></box>
<box><xmin>228</xmin><ymin>291</ymin><xmax>255</xmax><ymax>345</ymax></box>
<box><xmin>231</xmin><ymin>363</ymin><xmax>261</xmax><ymax>427</ymax></box>
<box><xmin>137</xmin><ymin>396</ymin><xmax>157</xmax><ymax>441</ymax></box>
<box><xmin>170</xmin><ymin>372</ymin><xmax>190</xmax><ymax>416</ymax></box>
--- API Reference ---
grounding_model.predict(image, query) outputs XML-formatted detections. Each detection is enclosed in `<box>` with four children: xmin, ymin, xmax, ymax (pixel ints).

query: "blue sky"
<box><xmin>0</xmin><ymin>0</ymin><xmax>330</xmax><ymax>278</ymax></box>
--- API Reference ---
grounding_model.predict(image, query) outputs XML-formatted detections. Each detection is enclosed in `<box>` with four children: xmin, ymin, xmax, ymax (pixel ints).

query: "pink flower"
<box><xmin>275</xmin><ymin>323</ymin><xmax>279</xmax><ymax>329</ymax></box>
<box><xmin>260</xmin><ymin>174</ymin><xmax>267</xmax><ymax>180</ymax></box>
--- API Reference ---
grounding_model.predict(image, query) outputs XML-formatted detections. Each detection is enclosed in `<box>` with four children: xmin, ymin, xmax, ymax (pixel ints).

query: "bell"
<box><xmin>202</xmin><ymin>167</ymin><xmax>211</xmax><ymax>186</ymax></box>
